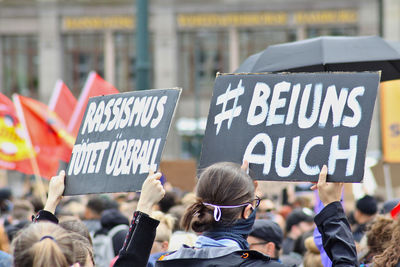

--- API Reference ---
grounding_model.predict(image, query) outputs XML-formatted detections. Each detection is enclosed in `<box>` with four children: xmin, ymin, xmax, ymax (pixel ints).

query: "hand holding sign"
<box><xmin>310</xmin><ymin>165</ymin><xmax>344</xmax><ymax>206</ymax></box>
<box><xmin>44</xmin><ymin>170</ymin><xmax>66</xmax><ymax>214</ymax></box>
<box><xmin>137</xmin><ymin>170</ymin><xmax>165</xmax><ymax>215</ymax></box>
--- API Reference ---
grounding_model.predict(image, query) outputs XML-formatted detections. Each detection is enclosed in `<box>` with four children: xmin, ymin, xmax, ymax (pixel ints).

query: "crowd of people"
<box><xmin>0</xmin><ymin>163</ymin><xmax>398</xmax><ymax>266</ymax></box>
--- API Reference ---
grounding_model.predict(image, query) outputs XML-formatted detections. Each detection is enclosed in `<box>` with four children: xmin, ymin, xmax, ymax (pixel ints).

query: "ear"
<box><xmin>243</xmin><ymin>204</ymin><xmax>253</xmax><ymax>219</ymax></box>
<box><xmin>161</xmin><ymin>241</ymin><xmax>169</xmax><ymax>252</ymax></box>
<box><xmin>265</xmin><ymin>242</ymin><xmax>275</xmax><ymax>256</ymax></box>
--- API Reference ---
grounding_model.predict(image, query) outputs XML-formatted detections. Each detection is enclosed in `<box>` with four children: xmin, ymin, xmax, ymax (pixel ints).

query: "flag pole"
<box><xmin>12</xmin><ymin>94</ymin><xmax>47</xmax><ymax>205</ymax></box>
<box><xmin>383</xmin><ymin>163</ymin><xmax>394</xmax><ymax>200</ymax></box>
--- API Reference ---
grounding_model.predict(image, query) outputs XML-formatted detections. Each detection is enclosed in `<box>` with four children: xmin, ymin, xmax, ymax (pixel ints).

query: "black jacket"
<box><xmin>155</xmin><ymin>246</ymin><xmax>284</xmax><ymax>267</ymax></box>
<box><xmin>114</xmin><ymin>211</ymin><xmax>159</xmax><ymax>267</ymax></box>
<box><xmin>314</xmin><ymin>201</ymin><xmax>358</xmax><ymax>267</ymax></box>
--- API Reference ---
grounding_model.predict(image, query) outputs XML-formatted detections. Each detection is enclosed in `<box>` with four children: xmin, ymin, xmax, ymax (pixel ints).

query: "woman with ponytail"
<box><xmin>12</xmin><ymin>222</ymin><xmax>78</xmax><ymax>267</ymax></box>
<box><xmin>156</xmin><ymin>161</ymin><xmax>285</xmax><ymax>266</ymax></box>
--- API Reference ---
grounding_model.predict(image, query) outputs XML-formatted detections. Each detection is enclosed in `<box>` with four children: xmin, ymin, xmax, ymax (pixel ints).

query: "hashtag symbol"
<box><xmin>214</xmin><ymin>79</ymin><xmax>245</xmax><ymax>135</ymax></box>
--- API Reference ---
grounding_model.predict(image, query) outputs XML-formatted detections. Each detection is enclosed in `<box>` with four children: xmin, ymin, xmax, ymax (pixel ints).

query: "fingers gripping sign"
<box><xmin>44</xmin><ymin>170</ymin><xmax>66</xmax><ymax>214</ymax></box>
<box><xmin>311</xmin><ymin>165</ymin><xmax>344</xmax><ymax>206</ymax></box>
<box><xmin>137</xmin><ymin>170</ymin><xmax>166</xmax><ymax>215</ymax></box>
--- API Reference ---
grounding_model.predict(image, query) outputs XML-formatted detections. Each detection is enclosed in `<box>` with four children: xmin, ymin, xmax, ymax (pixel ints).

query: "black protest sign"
<box><xmin>200</xmin><ymin>72</ymin><xmax>380</xmax><ymax>182</ymax></box>
<box><xmin>64</xmin><ymin>88</ymin><xmax>181</xmax><ymax>195</ymax></box>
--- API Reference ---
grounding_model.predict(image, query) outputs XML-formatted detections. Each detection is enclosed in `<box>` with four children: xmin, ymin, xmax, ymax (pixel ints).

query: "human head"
<box><xmin>68</xmin><ymin>232</ymin><xmax>94</xmax><ymax>267</ymax></box>
<box><xmin>303</xmin><ymin>236</ymin><xmax>323</xmax><ymax>267</ymax></box>
<box><xmin>59</xmin><ymin>219</ymin><xmax>93</xmax><ymax>246</ymax></box>
<box><xmin>285</xmin><ymin>208</ymin><xmax>314</xmax><ymax>238</ymax></box>
<box><xmin>248</xmin><ymin>219</ymin><xmax>283</xmax><ymax>259</ymax></box>
<box><xmin>365</xmin><ymin>216</ymin><xmax>394</xmax><ymax>259</ymax></box>
<box><xmin>85</xmin><ymin>196</ymin><xmax>118</xmax><ymax>220</ymax></box>
<box><xmin>12</xmin><ymin>199</ymin><xmax>34</xmax><ymax>221</ymax></box>
<box><xmin>355</xmin><ymin>195</ymin><xmax>377</xmax><ymax>224</ymax></box>
<box><xmin>182</xmin><ymin>162</ymin><xmax>255</xmax><ymax>232</ymax></box>
<box><xmin>150</xmin><ymin>211</ymin><xmax>175</xmax><ymax>254</ymax></box>
<box><xmin>12</xmin><ymin>222</ymin><xmax>76</xmax><ymax>267</ymax></box>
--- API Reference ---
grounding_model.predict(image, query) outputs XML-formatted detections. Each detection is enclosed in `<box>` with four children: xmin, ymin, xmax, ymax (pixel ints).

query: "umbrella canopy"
<box><xmin>235</xmin><ymin>36</ymin><xmax>400</xmax><ymax>81</ymax></box>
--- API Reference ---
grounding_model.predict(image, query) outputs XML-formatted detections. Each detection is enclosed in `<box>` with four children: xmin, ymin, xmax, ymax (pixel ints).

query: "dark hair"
<box><xmin>158</xmin><ymin>191</ymin><xmax>177</xmax><ymax>213</ymax></box>
<box><xmin>181</xmin><ymin>162</ymin><xmax>254</xmax><ymax>232</ymax></box>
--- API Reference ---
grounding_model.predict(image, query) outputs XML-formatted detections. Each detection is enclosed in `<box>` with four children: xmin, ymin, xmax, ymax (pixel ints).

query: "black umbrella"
<box><xmin>235</xmin><ymin>35</ymin><xmax>400</xmax><ymax>81</ymax></box>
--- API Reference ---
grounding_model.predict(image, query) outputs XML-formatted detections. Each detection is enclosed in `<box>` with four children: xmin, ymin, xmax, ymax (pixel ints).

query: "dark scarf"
<box><xmin>202</xmin><ymin>208</ymin><xmax>256</xmax><ymax>250</ymax></box>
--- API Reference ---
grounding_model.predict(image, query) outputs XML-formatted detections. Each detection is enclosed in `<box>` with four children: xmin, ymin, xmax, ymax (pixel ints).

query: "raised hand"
<box><xmin>136</xmin><ymin>170</ymin><xmax>165</xmax><ymax>215</ymax></box>
<box><xmin>44</xmin><ymin>170</ymin><xmax>66</xmax><ymax>214</ymax></box>
<box><xmin>310</xmin><ymin>165</ymin><xmax>343</xmax><ymax>206</ymax></box>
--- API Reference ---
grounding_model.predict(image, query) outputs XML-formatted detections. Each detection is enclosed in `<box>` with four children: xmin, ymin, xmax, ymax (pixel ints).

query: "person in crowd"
<box><xmin>302</xmin><ymin>236</ymin><xmax>323</xmax><ymax>267</ymax></box>
<box><xmin>310</xmin><ymin>165</ymin><xmax>358</xmax><ymax>267</ymax></box>
<box><xmin>12</xmin><ymin>222</ymin><xmax>79</xmax><ymax>267</ymax></box>
<box><xmin>147</xmin><ymin>211</ymin><xmax>175</xmax><ymax>267</ymax></box>
<box><xmin>94</xmin><ymin>208</ymin><xmax>129</xmax><ymax>257</ymax></box>
<box><xmin>112</xmin><ymin>163</ymin><xmax>357</xmax><ymax>267</ymax></box>
<box><xmin>69</xmin><ymin>231</ymin><xmax>95</xmax><ymax>266</ymax></box>
<box><xmin>30</xmin><ymin>168</ymin><xmax>165</xmax><ymax>267</ymax></box>
<box><xmin>248</xmin><ymin>219</ymin><xmax>284</xmax><ymax>263</ymax></box>
<box><xmin>59</xmin><ymin>219</ymin><xmax>93</xmax><ymax>246</ymax></box>
<box><xmin>282</xmin><ymin>207</ymin><xmax>314</xmax><ymax>255</ymax></box>
<box><xmin>352</xmin><ymin>195</ymin><xmax>378</xmax><ymax>243</ymax></box>
<box><xmin>358</xmin><ymin>215</ymin><xmax>394</xmax><ymax>266</ymax></box>
<box><xmin>155</xmin><ymin>161</ymin><xmax>285</xmax><ymax>266</ymax></box>
<box><xmin>370</xmin><ymin>215</ymin><xmax>400</xmax><ymax>267</ymax></box>
<box><xmin>114</xmin><ymin>170</ymin><xmax>166</xmax><ymax>267</ymax></box>
<box><xmin>6</xmin><ymin>199</ymin><xmax>34</xmax><ymax>242</ymax></box>
<box><xmin>155</xmin><ymin>191</ymin><xmax>177</xmax><ymax>213</ymax></box>
<box><xmin>380</xmin><ymin>198</ymin><xmax>400</xmax><ymax>214</ymax></box>
<box><xmin>83</xmin><ymin>196</ymin><xmax>113</xmax><ymax>235</ymax></box>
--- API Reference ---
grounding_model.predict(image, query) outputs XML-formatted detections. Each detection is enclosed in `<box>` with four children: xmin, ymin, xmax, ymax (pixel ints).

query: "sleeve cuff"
<box><xmin>33</xmin><ymin>210</ymin><xmax>59</xmax><ymax>224</ymax></box>
<box><xmin>314</xmin><ymin>201</ymin><xmax>343</xmax><ymax>225</ymax></box>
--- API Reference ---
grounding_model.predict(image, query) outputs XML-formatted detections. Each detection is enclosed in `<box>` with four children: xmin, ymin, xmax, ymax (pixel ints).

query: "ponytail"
<box><xmin>32</xmin><ymin>238</ymin><xmax>70</xmax><ymax>267</ymax></box>
<box><xmin>12</xmin><ymin>222</ymin><xmax>76</xmax><ymax>267</ymax></box>
<box><xmin>181</xmin><ymin>198</ymin><xmax>214</xmax><ymax>232</ymax></box>
<box><xmin>182</xmin><ymin>162</ymin><xmax>254</xmax><ymax>233</ymax></box>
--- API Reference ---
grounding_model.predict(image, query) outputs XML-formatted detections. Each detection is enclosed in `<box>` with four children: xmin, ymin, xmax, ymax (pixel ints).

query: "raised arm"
<box><xmin>33</xmin><ymin>170</ymin><xmax>66</xmax><ymax>223</ymax></box>
<box><xmin>311</xmin><ymin>165</ymin><xmax>358</xmax><ymax>267</ymax></box>
<box><xmin>115</xmin><ymin>170</ymin><xmax>166</xmax><ymax>267</ymax></box>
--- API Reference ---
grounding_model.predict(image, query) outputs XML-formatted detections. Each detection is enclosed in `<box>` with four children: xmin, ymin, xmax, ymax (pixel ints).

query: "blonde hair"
<box><xmin>303</xmin><ymin>236</ymin><xmax>323</xmax><ymax>267</ymax></box>
<box><xmin>12</xmin><ymin>222</ymin><xmax>76</xmax><ymax>267</ymax></box>
<box><xmin>151</xmin><ymin>211</ymin><xmax>175</xmax><ymax>242</ymax></box>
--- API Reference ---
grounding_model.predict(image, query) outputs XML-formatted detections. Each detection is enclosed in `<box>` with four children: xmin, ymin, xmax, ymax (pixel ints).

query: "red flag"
<box><xmin>0</xmin><ymin>93</ymin><xmax>33</xmax><ymax>173</ymax></box>
<box><xmin>67</xmin><ymin>72</ymin><xmax>119</xmax><ymax>137</ymax></box>
<box><xmin>48</xmin><ymin>80</ymin><xmax>77</xmax><ymax>126</ymax></box>
<box><xmin>13</xmin><ymin>94</ymin><xmax>74</xmax><ymax>179</ymax></box>
<box><xmin>391</xmin><ymin>201</ymin><xmax>400</xmax><ymax>218</ymax></box>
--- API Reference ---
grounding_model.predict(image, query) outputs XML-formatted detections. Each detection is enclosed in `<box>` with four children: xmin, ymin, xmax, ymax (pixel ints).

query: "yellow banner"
<box><xmin>63</xmin><ymin>16</ymin><xmax>134</xmax><ymax>31</ymax></box>
<box><xmin>177</xmin><ymin>12</ymin><xmax>288</xmax><ymax>28</ymax></box>
<box><xmin>294</xmin><ymin>9</ymin><xmax>357</xmax><ymax>25</ymax></box>
<box><xmin>0</xmin><ymin>116</ymin><xmax>32</xmax><ymax>162</ymax></box>
<box><xmin>381</xmin><ymin>79</ymin><xmax>400</xmax><ymax>162</ymax></box>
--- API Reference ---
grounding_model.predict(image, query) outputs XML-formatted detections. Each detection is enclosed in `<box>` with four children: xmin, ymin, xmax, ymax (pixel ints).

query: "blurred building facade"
<box><xmin>0</xmin><ymin>0</ymin><xmax>398</xmax><ymax>160</ymax></box>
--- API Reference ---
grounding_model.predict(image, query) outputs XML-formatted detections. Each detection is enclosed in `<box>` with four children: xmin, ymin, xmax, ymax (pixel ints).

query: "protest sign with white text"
<box><xmin>65</xmin><ymin>88</ymin><xmax>181</xmax><ymax>195</ymax></box>
<box><xmin>200</xmin><ymin>72</ymin><xmax>379</xmax><ymax>182</ymax></box>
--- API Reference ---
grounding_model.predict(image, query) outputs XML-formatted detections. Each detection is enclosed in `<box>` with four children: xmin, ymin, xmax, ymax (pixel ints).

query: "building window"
<box><xmin>306</xmin><ymin>27</ymin><xmax>358</xmax><ymax>38</ymax></box>
<box><xmin>178</xmin><ymin>30</ymin><xmax>229</xmax><ymax>95</ymax></box>
<box><xmin>238</xmin><ymin>28</ymin><xmax>290</xmax><ymax>64</ymax></box>
<box><xmin>1</xmin><ymin>36</ymin><xmax>38</xmax><ymax>98</ymax></box>
<box><xmin>63</xmin><ymin>33</ymin><xmax>104</xmax><ymax>97</ymax></box>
